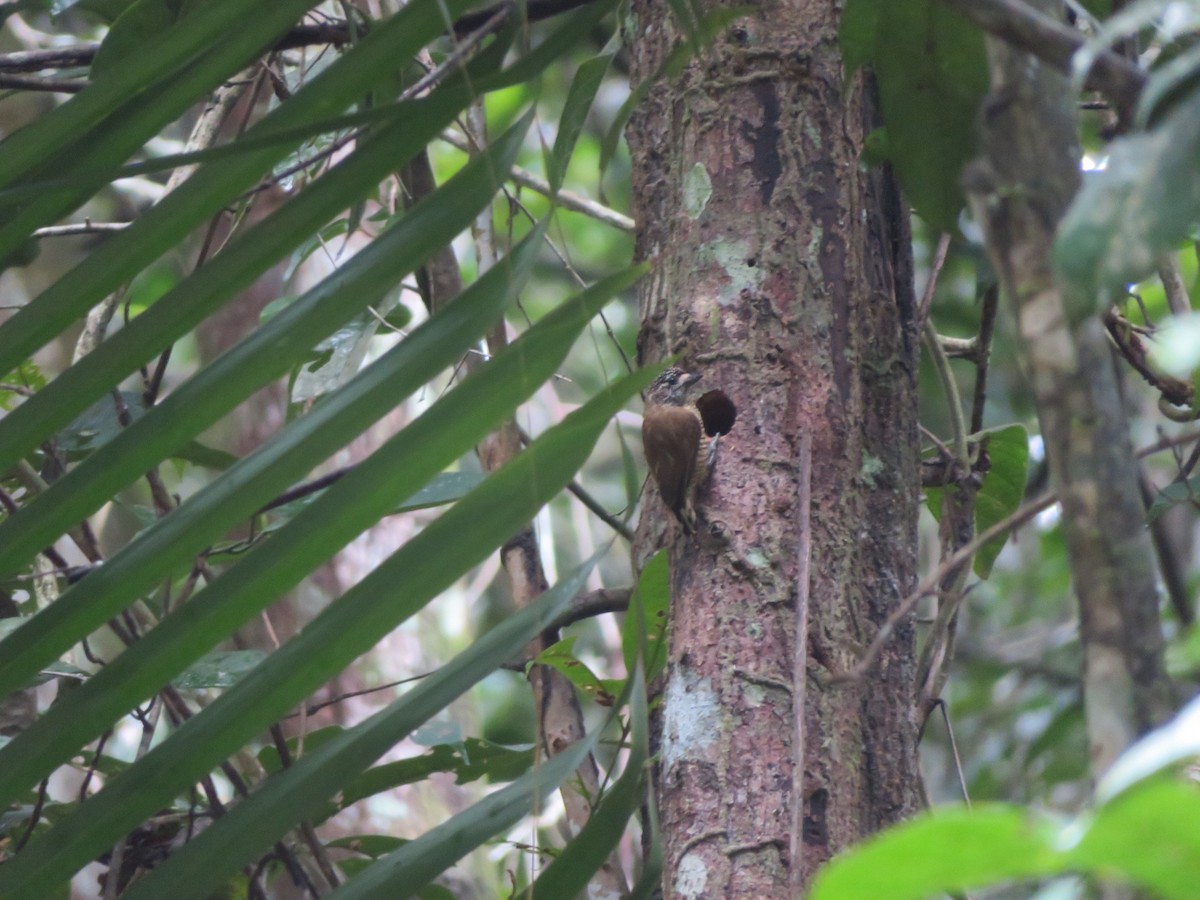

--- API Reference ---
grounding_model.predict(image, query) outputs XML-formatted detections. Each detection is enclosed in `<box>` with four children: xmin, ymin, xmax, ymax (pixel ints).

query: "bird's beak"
<box><xmin>682</xmin><ymin>372</ymin><xmax>702</xmax><ymax>388</ymax></box>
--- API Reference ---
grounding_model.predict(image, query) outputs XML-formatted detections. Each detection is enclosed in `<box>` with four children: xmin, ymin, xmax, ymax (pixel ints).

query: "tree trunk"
<box><xmin>627</xmin><ymin>2</ymin><xmax>922</xmax><ymax>894</ymax></box>
<box><xmin>965</xmin><ymin>2</ymin><xmax>1173</xmax><ymax>790</ymax></box>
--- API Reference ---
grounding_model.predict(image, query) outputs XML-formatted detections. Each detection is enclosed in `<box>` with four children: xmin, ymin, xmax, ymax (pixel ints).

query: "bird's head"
<box><xmin>646</xmin><ymin>366</ymin><xmax>701</xmax><ymax>407</ymax></box>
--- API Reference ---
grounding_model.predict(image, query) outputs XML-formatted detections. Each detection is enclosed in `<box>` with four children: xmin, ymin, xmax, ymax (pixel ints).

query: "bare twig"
<box><xmin>832</xmin><ymin>491</ymin><xmax>1058</xmax><ymax>684</ymax></box>
<box><xmin>916</xmin><ymin>232</ymin><xmax>952</xmax><ymax>332</ymax></box>
<box><xmin>1157</xmin><ymin>253</ymin><xmax>1192</xmax><ymax>317</ymax></box>
<box><xmin>440</xmin><ymin>130</ymin><xmax>634</xmax><ymax>231</ymax></box>
<box><xmin>969</xmin><ymin>284</ymin><xmax>999</xmax><ymax>434</ymax></box>
<box><xmin>0</xmin><ymin>73</ymin><xmax>86</xmax><ymax>92</ymax></box>
<box><xmin>31</xmin><ymin>222</ymin><xmax>130</xmax><ymax>237</ymax></box>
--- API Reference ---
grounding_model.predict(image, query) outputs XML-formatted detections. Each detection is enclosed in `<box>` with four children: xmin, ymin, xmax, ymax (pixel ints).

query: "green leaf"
<box><xmin>0</xmin><ymin>358</ymin><xmax>44</xmax><ymax>411</ymax></box>
<box><xmin>808</xmin><ymin>805</ymin><xmax>1066</xmax><ymax>900</ymax></box>
<box><xmin>971</xmin><ymin>424</ymin><xmax>1028</xmax><ymax>578</ymax></box>
<box><xmin>1147</xmin><ymin>476</ymin><xmax>1200</xmax><ymax>523</ymax></box>
<box><xmin>116</xmin><ymin>561</ymin><xmax>600</xmax><ymax>900</ymax></box>
<box><xmin>839</xmin><ymin>0</ymin><xmax>880</xmax><ymax>77</ymax></box>
<box><xmin>172</xmin><ymin>650</ymin><xmax>267</xmax><ymax>689</ymax></box>
<box><xmin>392</xmin><ymin>470</ymin><xmax>485</xmax><ymax>514</ymax></box>
<box><xmin>1056</xmin><ymin>90</ymin><xmax>1200</xmax><ymax>309</ymax></box>
<box><xmin>1136</xmin><ymin>40</ymin><xmax>1200</xmax><ymax>128</ymax></box>
<box><xmin>535</xmin><ymin>636</ymin><xmax>616</xmax><ymax>706</ymax></box>
<box><xmin>1069</xmin><ymin>779</ymin><xmax>1200</xmax><ymax>900</ymax></box>
<box><xmin>0</xmin><ymin>0</ymin><xmax>474</xmax><ymax>381</ymax></box>
<box><xmin>55</xmin><ymin>390</ymin><xmax>146</xmax><ymax>459</ymax></box>
<box><xmin>328</xmin><ymin>720</ymin><xmax>603</xmax><ymax>899</ymax></box>
<box><xmin>623</xmin><ymin>549</ymin><xmax>668</xmax><ymax>680</ymax></box>
<box><xmin>0</xmin><ymin>114</ymin><xmax>533</xmax><ymax>587</ymax></box>
<box><xmin>91</xmin><ymin>0</ymin><xmax>204</xmax><ymax>80</ymax></box>
<box><xmin>0</xmin><ymin>262</ymin><xmax>647</xmax><ymax>816</ymax></box>
<box><xmin>872</xmin><ymin>1</ymin><xmax>987</xmax><ymax>231</ymax></box>
<box><xmin>925</xmin><ymin>424</ymin><xmax>1028</xmax><ymax>579</ymax></box>
<box><xmin>547</xmin><ymin>53</ymin><xmax>613</xmax><ymax>193</ymax></box>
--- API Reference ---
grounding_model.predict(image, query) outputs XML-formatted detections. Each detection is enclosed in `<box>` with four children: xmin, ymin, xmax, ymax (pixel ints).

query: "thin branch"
<box><xmin>937</xmin><ymin>0</ymin><xmax>1145</xmax><ymax>121</ymax></box>
<box><xmin>452</xmin><ymin>0</ymin><xmax>599</xmax><ymax>35</ymax></box>
<box><xmin>256</xmin><ymin>7</ymin><xmax>508</xmax><ymax>196</ymax></box>
<box><xmin>916</xmin><ymin>232</ymin><xmax>951</xmax><ymax>333</ymax></box>
<box><xmin>832</xmin><ymin>490</ymin><xmax>1059</xmax><ymax>685</ymax></box>
<box><xmin>0</xmin><ymin>43</ymin><xmax>98</xmax><ymax>72</ymax></box>
<box><xmin>31</xmin><ymin>221</ymin><xmax>130</xmax><ymax>237</ymax></box>
<box><xmin>0</xmin><ymin>73</ymin><xmax>86</xmax><ymax>92</ymax></box>
<box><xmin>440</xmin><ymin>130</ymin><xmax>634</xmax><ymax>231</ymax></box>
<box><xmin>969</xmin><ymin>284</ymin><xmax>999</xmax><ymax>435</ymax></box>
<box><xmin>1157</xmin><ymin>253</ymin><xmax>1192</xmax><ymax>317</ymax></box>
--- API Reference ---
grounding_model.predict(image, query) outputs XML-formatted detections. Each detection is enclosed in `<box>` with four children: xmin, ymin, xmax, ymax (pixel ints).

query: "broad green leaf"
<box><xmin>1069</xmin><ymin>779</ymin><xmax>1200</xmax><ymax>900</ymax></box>
<box><xmin>1070</xmin><ymin>0</ymin><xmax>1193</xmax><ymax>96</ymax></box>
<box><xmin>392</xmin><ymin>471</ymin><xmax>485</xmax><ymax>513</ymax></box>
<box><xmin>0</xmin><ymin>115</ymin><xmax>531</xmax><ymax>586</ymax></box>
<box><xmin>54</xmin><ymin>390</ymin><xmax>147</xmax><ymax>458</ymax></box>
<box><xmin>90</xmin><ymin>0</ymin><xmax>205</xmax><ymax>80</ymax></box>
<box><xmin>872</xmin><ymin>1</ymin><xmax>987</xmax><ymax>231</ymax></box>
<box><xmin>838</xmin><ymin>0</ymin><xmax>880</xmax><ymax>77</ymax></box>
<box><xmin>808</xmin><ymin>805</ymin><xmax>1065</xmax><ymax>900</ymax></box>
<box><xmin>1056</xmin><ymin>90</ymin><xmax>1200</xmax><ymax>309</ymax></box>
<box><xmin>118</xmin><ymin>560</ymin><xmax>598</xmax><ymax>900</ymax></box>
<box><xmin>970</xmin><ymin>424</ymin><xmax>1028</xmax><ymax>578</ymax></box>
<box><xmin>535</xmin><ymin>636</ymin><xmax>616</xmax><ymax>706</ymax></box>
<box><xmin>1147</xmin><ymin>476</ymin><xmax>1200</xmax><ymax>523</ymax></box>
<box><xmin>1136</xmin><ymin>40</ymin><xmax>1200</xmax><ymax>128</ymax></box>
<box><xmin>623</xmin><ymin>549</ymin><xmax>669</xmax><ymax>680</ymax></box>
<box><xmin>547</xmin><ymin>53</ymin><xmax>613</xmax><ymax>193</ymax></box>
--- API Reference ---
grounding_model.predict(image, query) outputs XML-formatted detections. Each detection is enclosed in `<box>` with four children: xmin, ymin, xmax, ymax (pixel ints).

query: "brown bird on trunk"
<box><xmin>642</xmin><ymin>367</ymin><xmax>705</xmax><ymax>533</ymax></box>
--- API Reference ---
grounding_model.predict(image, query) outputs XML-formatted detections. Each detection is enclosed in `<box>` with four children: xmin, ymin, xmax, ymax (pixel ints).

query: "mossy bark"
<box><xmin>627</xmin><ymin>2</ymin><xmax>922</xmax><ymax>893</ymax></box>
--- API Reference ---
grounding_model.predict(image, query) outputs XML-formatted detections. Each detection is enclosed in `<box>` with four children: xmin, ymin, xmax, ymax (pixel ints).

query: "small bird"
<box><xmin>642</xmin><ymin>367</ymin><xmax>706</xmax><ymax>533</ymax></box>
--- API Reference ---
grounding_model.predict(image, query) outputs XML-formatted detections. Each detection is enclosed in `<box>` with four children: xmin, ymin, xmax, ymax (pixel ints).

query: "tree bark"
<box><xmin>627</xmin><ymin>2</ymin><xmax>922</xmax><ymax>894</ymax></box>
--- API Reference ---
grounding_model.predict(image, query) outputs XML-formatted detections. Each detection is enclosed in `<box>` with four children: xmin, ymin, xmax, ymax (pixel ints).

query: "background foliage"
<box><xmin>1</xmin><ymin>0</ymin><xmax>1200</xmax><ymax>897</ymax></box>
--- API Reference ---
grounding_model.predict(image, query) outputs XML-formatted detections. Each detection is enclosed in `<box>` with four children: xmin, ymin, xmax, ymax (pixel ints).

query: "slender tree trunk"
<box><xmin>627</xmin><ymin>2</ymin><xmax>922</xmax><ymax>894</ymax></box>
<box><xmin>965</xmin><ymin>4</ymin><xmax>1174</xmax><ymax>799</ymax></box>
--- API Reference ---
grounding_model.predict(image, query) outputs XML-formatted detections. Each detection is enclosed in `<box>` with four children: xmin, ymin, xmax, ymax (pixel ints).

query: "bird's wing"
<box><xmin>642</xmin><ymin>405</ymin><xmax>702</xmax><ymax>514</ymax></box>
